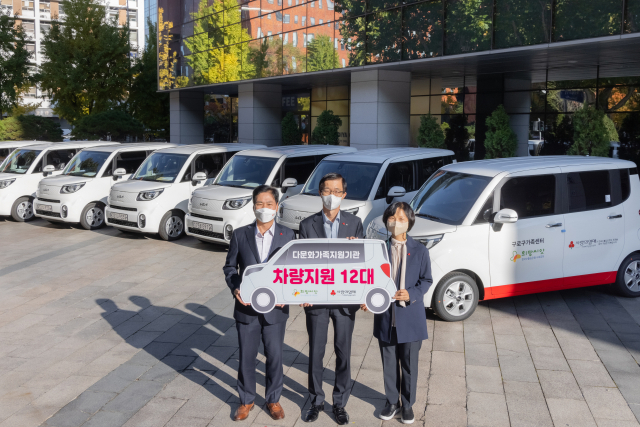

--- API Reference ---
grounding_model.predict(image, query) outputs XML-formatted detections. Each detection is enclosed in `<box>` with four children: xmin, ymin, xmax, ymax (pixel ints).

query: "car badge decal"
<box><xmin>510</xmin><ymin>251</ymin><xmax>521</xmax><ymax>263</ymax></box>
<box><xmin>330</xmin><ymin>290</ymin><xmax>336</xmax><ymax>295</ymax></box>
<box><xmin>569</xmin><ymin>241</ymin><xmax>575</xmax><ymax>249</ymax></box>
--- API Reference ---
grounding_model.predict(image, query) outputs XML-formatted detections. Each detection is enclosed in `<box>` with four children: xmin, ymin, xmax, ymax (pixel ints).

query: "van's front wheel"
<box><xmin>80</xmin><ymin>202</ymin><xmax>106</xmax><ymax>230</ymax></box>
<box><xmin>11</xmin><ymin>197</ymin><xmax>35</xmax><ymax>222</ymax></box>
<box><xmin>433</xmin><ymin>272</ymin><xmax>479</xmax><ymax>322</ymax></box>
<box><xmin>251</xmin><ymin>288</ymin><xmax>277</xmax><ymax>313</ymax></box>
<box><xmin>159</xmin><ymin>210</ymin><xmax>185</xmax><ymax>241</ymax></box>
<box><xmin>615</xmin><ymin>254</ymin><xmax>640</xmax><ymax>298</ymax></box>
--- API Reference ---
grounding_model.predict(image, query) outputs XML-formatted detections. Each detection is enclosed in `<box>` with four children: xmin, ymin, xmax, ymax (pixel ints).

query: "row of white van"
<box><xmin>1</xmin><ymin>141</ymin><xmax>639</xmax><ymax>321</ymax></box>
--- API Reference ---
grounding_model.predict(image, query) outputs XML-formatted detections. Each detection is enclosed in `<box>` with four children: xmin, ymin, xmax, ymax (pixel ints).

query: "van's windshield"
<box><xmin>132</xmin><ymin>152</ymin><xmax>189</xmax><ymax>183</ymax></box>
<box><xmin>214</xmin><ymin>155</ymin><xmax>279</xmax><ymax>188</ymax></box>
<box><xmin>63</xmin><ymin>151</ymin><xmax>111</xmax><ymax>177</ymax></box>
<box><xmin>411</xmin><ymin>170</ymin><xmax>492</xmax><ymax>225</ymax></box>
<box><xmin>303</xmin><ymin>161</ymin><xmax>382</xmax><ymax>201</ymax></box>
<box><xmin>0</xmin><ymin>149</ymin><xmax>42</xmax><ymax>174</ymax></box>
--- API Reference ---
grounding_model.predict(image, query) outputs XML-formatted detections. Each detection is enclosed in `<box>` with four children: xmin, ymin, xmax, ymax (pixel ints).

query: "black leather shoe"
<box><xmin>303</xmin><ymin>404</ymin><xmax>323</xmax><ymax>422</ymax></box>
<box><xmin>402</xmin><ymin>406</ymin><xmax>415</xmax><ymax>424</ymax></box>
<box><xmin>380</xmin><ymin>402</ymin><xmax>400</xmax><ymax>420</ymax></box>
<box><xmin>333</xmin><ymin>405</ymin><xmax>349</xmax><ymax>425</ymax></box>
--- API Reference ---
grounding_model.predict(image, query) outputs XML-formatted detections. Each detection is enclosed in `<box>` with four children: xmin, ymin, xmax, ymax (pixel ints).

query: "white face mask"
<box><xmin>387</xmin><ymin>221</ymin><xmax>408</xmax><ymax>236</ymax></box>
<box><xmin>321</xmin><ymin>194</ymin><xmax>342</xmax><ymax>211</ymax></box>
<box><xmin>254</xmin><ymin>208</ymin><xmax>276</xmax><ymax>223</ymax></box>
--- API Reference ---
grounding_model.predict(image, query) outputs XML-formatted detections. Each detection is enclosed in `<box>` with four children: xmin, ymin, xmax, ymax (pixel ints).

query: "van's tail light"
<box><xmin>381</xmin><ymin>263</ymin><xmax>391</xmax><ymax>278</ymax></box>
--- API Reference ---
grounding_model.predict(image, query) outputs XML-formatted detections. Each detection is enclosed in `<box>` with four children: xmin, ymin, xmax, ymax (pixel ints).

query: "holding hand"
<box><xmin>360</xmin><ymin>304</ymin><xmax>368</xmax><ymax>312</ymax></box>
<box><xmin>299</xmin><ymin>303</ymin><xmax>314</xmax><ymax>307</ymax></box>
<box><xmin>392</xmin><ymin>289</ymin><xmax>410</xmax><ymax>301</ymax></box>
<box><xmin>234</xmin><ymin>289</ymin><xmax>250</xmax><ymax>306</ymax></box>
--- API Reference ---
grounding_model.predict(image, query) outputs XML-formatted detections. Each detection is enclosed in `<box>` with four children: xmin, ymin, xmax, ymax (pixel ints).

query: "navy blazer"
<box><xmin>299</xmin><ymin>210</ymin><xmax>364</xmax><ymax>316</ymax></box>
<box><xmin>223</xmin><ymin>221</ymin><xmax>296</xmax><ymax>325</ymax></box>
<box><xmin>373</xmin><ymin>236</ymin><xmax>432</xmax><ymax>344</ymax></box>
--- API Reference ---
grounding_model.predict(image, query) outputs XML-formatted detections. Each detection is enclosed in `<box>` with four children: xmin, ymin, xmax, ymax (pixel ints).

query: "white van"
<box><xmin>366</xmin><ymin>156</ymin><xmax>640</xmax><ymax>321</ymax></box>
<box><xmin>186</xmin><ymin>145</ymin><xmax>356</xmax><ymax>244</ymax></box>
<box><xmin>0</xmin><ymin>141</ymin><xmax>119</xmax><ymax>221</ymax></box>
<box><xmin>105</xmin><ymin>143</ymin><xmax>262</xmax><ymax>241</ymax></box>
<box><xmin>0</xmin><ymin>141</ymin><xmax>55</xmax><ymax>169</ymax></box>
<box><xmin>34</xmin><ymin>143</ymin><xmax>172</xmax><ymax>229</ymax></box>
<box><xmin>277</xmin><ymin>148</ymin><xmax>455</xmax><ymax>231</ymax></box>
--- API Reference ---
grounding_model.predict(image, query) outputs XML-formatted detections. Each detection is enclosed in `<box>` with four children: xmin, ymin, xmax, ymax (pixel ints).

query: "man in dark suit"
<box><xmin>299</xmin><ymin>173</ymin><xmax>364</xmax><ymax>425</ymax></box>
<box><xmin>223</xmin><ymin>185</ymin><xmax>296</xmax><ymax>422</ymax></box>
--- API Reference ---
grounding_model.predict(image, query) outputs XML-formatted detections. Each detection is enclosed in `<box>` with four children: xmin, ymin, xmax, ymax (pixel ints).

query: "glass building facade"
<box><xmin>157</xmin><ymin>0</ymin><xmax>640</xmax><ymax>90</ymax></box>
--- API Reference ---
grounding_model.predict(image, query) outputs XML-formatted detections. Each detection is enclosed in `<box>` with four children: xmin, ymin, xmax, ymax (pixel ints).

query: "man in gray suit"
<box><xmin>299</xmin><ymin>173</ymin><xmax>364</xmax><ymax>425</ymax></box>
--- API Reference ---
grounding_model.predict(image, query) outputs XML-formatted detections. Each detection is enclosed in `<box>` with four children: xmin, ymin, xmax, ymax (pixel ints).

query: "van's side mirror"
<box><xmin>493</xmin><ymin>208</ymin><xmax>518</xmax><ymax>224</ymax></box>
<box><xmin>281</xmin><ymin>177</ymin><xmax>298</xmax><ymax>193</ymax></box>
<box><xmin>113</xmin><ymin>168</ymin><xmax>127</xmax><ymax>181</ymax></box>
<box><xmin>43</xmin><ymin>165</ymin><xmax>55</xmax><ymax>176</ymax></box>
<box><xmin>192</xmin><ymin>171</ymin><xmax>207</xmax><ymax>185</ymax></box>
<box><xmin>386</xmin><ymin>186</ymin><xmax>406</xmax><ymax>204</ymax></box>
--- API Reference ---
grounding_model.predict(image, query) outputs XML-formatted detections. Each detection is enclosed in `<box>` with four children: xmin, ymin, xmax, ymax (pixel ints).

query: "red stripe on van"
<box><xmin>484</xmin><ymin>271</ymin><xmax>617</xmax><ymax>300</ymax></box>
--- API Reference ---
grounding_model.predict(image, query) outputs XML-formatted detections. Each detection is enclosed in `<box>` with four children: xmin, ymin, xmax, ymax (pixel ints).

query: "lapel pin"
<box><xmin>408</xmin><ymin>253</ymin><xmax>410</xmax><ymax>256</ymax></box>
<box><xmin>280</xmin><ymin>232</ymin><xmax>283</xmax><ymax>235</ymax></box>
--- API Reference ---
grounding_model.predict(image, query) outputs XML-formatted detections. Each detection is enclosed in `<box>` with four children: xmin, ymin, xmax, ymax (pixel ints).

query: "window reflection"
<box><xmin>553</xmin><ymin>0</ymin><xmax>622</xmax><ymax>42</ymax></box>
<box><xmin>402</xmin><ymin>1</ymin><xmax>443</xmax><ymax>60</ymax></box>
<box><xmin>444</xmin><ymin>0</ymin><xmax>492</xmax><ymax>55</ymax></box>
<box><xmin>494</xmin><ymin>0</ymin><xmax>550</xmax><ymax>48</ymax></box>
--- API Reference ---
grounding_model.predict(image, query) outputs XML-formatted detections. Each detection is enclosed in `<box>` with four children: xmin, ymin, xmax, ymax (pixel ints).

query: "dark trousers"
<box><xmin>378</xmin><ymin>328</ymin><xmax>422</xmax><ymax>409</ymax></box>
<box><xmin>236</xmin><ymin>316</ymin><xmax>286</xmax><ymax>404</ymax></box>
<box><xmin>306</xmin><ymin>307</ymin><xmax>356</xmax><ymax>407</ymax></box>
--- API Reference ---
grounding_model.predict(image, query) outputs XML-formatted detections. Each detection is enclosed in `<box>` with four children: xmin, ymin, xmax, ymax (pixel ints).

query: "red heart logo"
<box><xmin>381</xmin><ymin>264</ymin><xmax>391</xmax><ymax>278</ymax></box>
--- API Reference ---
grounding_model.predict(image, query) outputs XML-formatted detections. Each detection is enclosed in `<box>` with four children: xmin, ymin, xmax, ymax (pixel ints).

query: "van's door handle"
<box><xmin>546</xmin><ymin>223</ymin><xmax>563</xmax><ymax>228</ymax></box>
<box><xmin>608</xmin><ymin>214</ymin><xmax>622</xmax><ymax>219</ymax></box>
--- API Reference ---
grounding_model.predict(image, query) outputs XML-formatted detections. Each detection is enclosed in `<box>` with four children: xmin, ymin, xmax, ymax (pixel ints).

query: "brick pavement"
<box><xmin>0</xmin><ymin>219</ymin><xmax>639</xmax><ymax>426</ymax></box>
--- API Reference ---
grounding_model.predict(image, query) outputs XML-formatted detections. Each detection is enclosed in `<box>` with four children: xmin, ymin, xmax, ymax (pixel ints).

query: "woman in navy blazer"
<box><xmin>362</xmin><ymin>201</ymin><xmax>432</xmax><ymax>424</ymax></box>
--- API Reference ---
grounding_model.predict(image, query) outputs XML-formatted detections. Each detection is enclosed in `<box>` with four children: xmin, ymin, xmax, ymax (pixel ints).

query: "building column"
<box><xmin>350</xmin><ymin>70</ymin><xmax>411</xmax><ymax>149</ymax></box>
<box><xmin>238</xmin><ymin>83</ymin><xmax>282</xmax><ymax>147</ymax></box>
<box><xmin>504</xmin><ymin>78</ymin><xmax>532</xmax><ymax>157</ymax></box>
<box><xmin>170</xmin><ymin>91</ymin><xmax>204</xmax><ymax>144</ymax></box>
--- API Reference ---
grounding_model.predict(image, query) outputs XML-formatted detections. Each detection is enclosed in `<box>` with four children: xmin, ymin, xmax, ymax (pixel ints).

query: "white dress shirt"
<box><xmin>322</xmin><ymin>210</ymin><xmax>340</xmax><ymax>238</ymax></box>
<box><xmin>255</xmin><ymin>222</ymin><xmax>275</xmax><ymax>263</ymax></box>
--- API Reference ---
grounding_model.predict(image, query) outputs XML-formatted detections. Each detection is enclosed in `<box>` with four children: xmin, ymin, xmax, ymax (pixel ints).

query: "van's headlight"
<box><xmin>0</xmin><ymin>178</ymin><xmax>16</xmax><ymax>189</ymax></box>
<box><xmin>137</xmin><ymin>189</ymin><xmax>164</xmax><ymax>201</ymax></box>
<box><xmin>415</xmin><ymin>234</ymin><xmax>444</xmax><ymax>249</ymax></box>
<box><xmin>223</xmin><ymin>196</ymin><xmax>251</xmax><ymax>210</ymax></box>
<box><xmin>60</xmin><ymin>182</ymin><xmax>86</xmax><ymax>194</ymax></box>
<box><xmin>344</xmin><ymin>207</ymin><xmax>359</xmax><ymax>215</ymax></box>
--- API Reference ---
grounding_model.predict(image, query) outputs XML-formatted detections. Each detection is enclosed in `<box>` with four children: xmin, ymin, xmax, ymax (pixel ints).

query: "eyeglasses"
<box><xmin>320</xmin><ymin>189</ymin><xmax>345</xmax><ymax>196</ymax></box>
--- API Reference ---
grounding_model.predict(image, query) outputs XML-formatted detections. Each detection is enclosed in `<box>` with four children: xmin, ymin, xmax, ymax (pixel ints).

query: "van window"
<box><xmin>302</xmin><ymin>160</ymin><xmax>382</xmax><ymax>201</ymax></box>
<box><xmin>113</xmin><ymin>151</ymin><xmax>148</xmax><ymax>175</ymax></box>
<box><xmin>194</xmin><ymin>153</ymin><xmax>225</xmax><ymax>179</ymax></box>
<box><xmin>567</xmin><ymin>171</ymin><xmax>611</xmax><ymax>213</ymax></box>
<box><xmin>0</xmin><ymin>148</ymin><xmax>10</xmax><ymax>163</ymax></box>
<box><xmin>417</xmin><ymin>157</ymin><xmax>447</xmax><ymax>184</ymax></box>
<box><xmin>46</xmin><ymin>149</ymin><xmax>77</xmax><ymax>170</ymax></box>
<box><xmin>500</xmin><ymin>175</ymin><xmax>555</xmax><ymax>219</ymax></box>
<box><xmin>620</xmin><ymin>169</ymin><xmax>631</xmax><ymax>202</ymax></box>
<box><xmin>375</xmin><ymin>161</ymin><xmax>415</xmax><ymax>199</ymax></box>
<box><xmin>275</xmin><ymin>155</ymin><xmax>316</xmax><ymax>187</ymax></box>
<box><xmin>473</xmin><ymin>195</ymin><xmax>493</xmax><ymax>224</ymax></box>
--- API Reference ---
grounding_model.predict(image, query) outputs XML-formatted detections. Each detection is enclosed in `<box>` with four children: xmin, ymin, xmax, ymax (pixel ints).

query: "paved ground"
<box><xmin>1</xmin><ymin>219</ymin><xmax>640</xmax><ymax>427</ymax></box>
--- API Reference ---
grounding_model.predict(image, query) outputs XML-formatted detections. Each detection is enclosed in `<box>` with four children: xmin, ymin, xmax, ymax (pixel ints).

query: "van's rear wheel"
<box><xmin>11</xmin><ymin>197</ymin><xmax>35</xmax><ymax>222</ymax></box>
<box><xmin>433</xmin><ymin>272</ymin><xmax>479</xmax><ymax>322</ymax></box>
<box><xmin>80</xmin><ymin>202</ymin><xmax>105</xmax><ymax>230</ymax></box>
<box><xmin>159</xmin><ymin>210</ymin><xmax>185</xmax><ymax>241</ymax></box>
<box><xmin>615</xmin><ymin>254</ymin><xmax>640</xmax><ymax>297</ymax></box>
<box><xmin>365</xmin><ymin>289</ymin><xmax>391</xmax><ymax>314</ymax></box>
<box><xmin>251</xmin><ymin>288</ymin><xmax>276</xmax><ymax>313</ymax></box>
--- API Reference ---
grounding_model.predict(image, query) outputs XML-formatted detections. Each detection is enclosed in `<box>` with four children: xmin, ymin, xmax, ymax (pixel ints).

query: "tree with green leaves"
<box><xmin>307</xmin><ymin>35</ymin><xmax>339</xmax><ymax>72</ymax></box>
<box><xmin>282</xmin><ymin>112</ymin><xmax>302</xmax><ymax>145</ymax></box>
<box><xmin>603</xmin><ymin>115</ymin><xmax>619</xmax><ymax>142</ymax></box>
<box><xmin>417</xmin><ymin>114</ymin><xmax>445</xmax><ymax>149</ymax></box>
<box><xmin>444</xmin><ymin>115</ymin><xmax>470</xmax><ymax>161</ymax></box>
<box><xmin>129</xmin><ymin>21</ymin><xmax>169</xmax><ymax>140</ymax></box>
<box><xmin>72</xmin><ymin>109</ymin><xmax>144</xmax><ymax>141</ymax></box>
<box><xmin>311</xmin><ymin>110</ymin><xmax>342</xmax><ymax>145</ymax></box>
<box><xmin>484</xmin><ymin>105</ymin><xmax>518</xmax><ymax>158</ymax></box>
<box><xmin>0</xmin><ymin>11</ymin><xmax>36</xmax><ymax>118</ymax></box>
<box><xmin>0</xmin><ymin>115</ymin><xmax>63</xmax><ymax>141</ymax></box>
<box><xmin>39</xmin><ymin>0</ymin><xmax>132</xmax><ymax>124</ymax></box>
<box><xmin>568</xmin><ymin>107</ymin><xmax>610</xmax><ymax>157</ymax></box>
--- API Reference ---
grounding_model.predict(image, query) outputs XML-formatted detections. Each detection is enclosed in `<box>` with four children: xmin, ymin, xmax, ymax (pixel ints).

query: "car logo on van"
<box><xmin>116</xmin><ymin>195</ymin><xmax>124</xmax><ymax>199</ymax></box>
<box><xmin>199</xmin><ymin>202</ymin><xmax>208</xmax><ymax>207</ymax></box>
<box><xmin>42</xmin><ymin>188</ymin><xmax>49</xmax><ymax>192</ymax></box>
<box><xmin>295</xmin><ymin>215</ymin><xmax>305</xmax><ymax>221</ymax></box>
<box><xmin>510</xmin><ymin>252</ymin><xmax>521</xmax><ymax>263</ymax></box>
